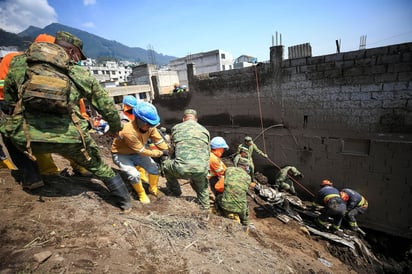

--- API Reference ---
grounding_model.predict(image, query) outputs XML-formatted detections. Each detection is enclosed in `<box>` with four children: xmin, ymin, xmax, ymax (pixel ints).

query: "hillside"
<box><xmin>0</xmin><ymin>135</ymin><xmax>410</xmax><ymax>273</ymax></box>
<box><xmin>0</xmin><ymin>28</ymin><xmax>32</xmax><ymax>50</ymax></box>
<box><xmin>1</xmin><ymin>23</ymin><xmax>176</xmax><ymax>65</ymax></box>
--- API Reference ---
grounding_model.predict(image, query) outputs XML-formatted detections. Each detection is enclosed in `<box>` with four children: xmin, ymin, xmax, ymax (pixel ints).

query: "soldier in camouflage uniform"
<box><xmin>233</xmin><ymin>146</ymin><xmax>252</xmax><ymax>177</ymax></box>
<box><xmin>162</xmin><ymin>109</ymin><xmax>210</xmax><ymax>210</ymax></box>
<box><xmin>273</xmin><ymin>165</ymin><xmax>303</xmax><ymax>195</ymax></box>
<box><xmin>216</xmin><ymin>164</ymin><xmax>252</xmax><ymax>226</ymax></box>
<box><xmin>237</xmin><ymin>136</ymin><xmax>267</xmax><ymax>179</ymax></box>
<box><xmin>1</xmin><ymin>31</ymin><xmax>131</xmax><ymax>212</ymax></box>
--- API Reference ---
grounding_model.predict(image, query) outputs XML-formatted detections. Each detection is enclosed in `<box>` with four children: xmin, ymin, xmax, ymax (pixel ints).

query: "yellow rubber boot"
<box><xmin>227</xmin><ymin>213</ymin><xmax>241</xmax><ymax>224</ymax></box>
<box><xmin>136</xmin><ymin>166</ymin><xmax>148</xmax><ymax>183</ymax></box>
<box><xmin>148</xmin><ymin>174</ymin><xmax>160</xmax><ymax>196</ymax></box>
<box><xmin>70</xmin><ymin>160</ymin><xmax>92</xmax><ymax>176</ymax></box>
<box><xmin>0</xmin><ymin>158</ymin><xmax>17</xmax><ymax>170</ymax></box>
<box><xmin>36</xmin><ymin>153</ymin><xmax>60</xmax><ymax>175</ymax></box>
<box><xmin>131</xmin><ymin>182</ymin><xmax>150</xmax><ymax>204</ymax></box>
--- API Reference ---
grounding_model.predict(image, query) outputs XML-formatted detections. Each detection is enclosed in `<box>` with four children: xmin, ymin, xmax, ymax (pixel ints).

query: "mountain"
<box><xmin>3</xmin><ymin>23</ymin><xmax>177</xmax><ymax>65</ymax></box>
<box><xmin>0</xmin><ymin>28</ymin><xmax>32</xmax><ymax>50</ymax></box>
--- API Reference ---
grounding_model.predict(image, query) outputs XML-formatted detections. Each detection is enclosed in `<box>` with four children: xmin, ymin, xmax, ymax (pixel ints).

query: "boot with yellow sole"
<box><xmin>131</xmin><ymin>181</ymin><xmax>150</xmax><ymax>204</ymax></box>
<box><xmin>0</xmin><ymin>158</ymin><xmax>17</xmax><ymax>170</ymax></box>
<box><xmin>148</xmin><ymin>174</ymin><xmax>161</xmax><ymax>197</ymax></box>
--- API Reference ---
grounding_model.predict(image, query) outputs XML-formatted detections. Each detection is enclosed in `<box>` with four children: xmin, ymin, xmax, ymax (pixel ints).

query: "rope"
<box><xmin>252</xmin><ymin>124</ymin><xmax>284</xmax><ymax>142</ymax></box>
<box><xmin>253</xmin><ymin>66</ymin><xmax>314</xmax><ymax>197</ymax></box>
<box><xmin>254</xmin><ymin>65</ymin><xmax>266</xmax><ymax>152</ymax></box>
<box><xmin>265</xmin><ymin>156</ymin><xmax>315</xmax><ymax>197</ymax></box>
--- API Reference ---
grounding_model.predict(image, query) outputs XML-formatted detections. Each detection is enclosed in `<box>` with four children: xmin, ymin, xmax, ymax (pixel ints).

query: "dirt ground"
<box><xmin>0</xmin><ymin>135</ymin><xmax>410</xmax><ymax>274</ymax></box>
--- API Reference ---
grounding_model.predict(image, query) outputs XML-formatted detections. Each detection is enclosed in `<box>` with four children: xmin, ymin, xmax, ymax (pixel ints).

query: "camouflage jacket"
<box><xmin>1</xmin><ymin>54</ymin><xmax>121</xmax><ymax>144</ymax></box>
<box><xmin>170</xmin><ymin>119</ymin><xmax>210</xmax><ymax>174</ymax></box>
<box><xmin>233</xmin><ymin>153</ymin><xmax>251</xmax><ymax>167</ymax></box>
<box><xmin>275</xmin><ymin>166</ymin><xmax>301</xmax><ymax>186</ymax></box>
<box><xmin>219</xmin><ymin>167</ymin><xmax>251</xmax><ymax>216</ymax></box>
<box><xmin>237</xmin><ymin>142</ymin><xmax>265</xmax><ymax>159</ymax></box>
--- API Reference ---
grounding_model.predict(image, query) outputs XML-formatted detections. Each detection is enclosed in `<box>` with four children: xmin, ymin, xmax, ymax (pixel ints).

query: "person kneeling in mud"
<box><xmin>215</xmin><ymin>161</ymin><xmax>253</xmax><ymax>227</ymax></box>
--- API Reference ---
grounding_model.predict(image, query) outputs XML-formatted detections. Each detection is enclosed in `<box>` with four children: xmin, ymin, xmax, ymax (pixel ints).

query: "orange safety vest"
<box><xmin>0</xmin><ymin>34</ymin><xmax>55</xmax><ymax>101</ymax></box>
<box><xmin>0</xmin><ymin>52</ymin><xmax>22</xmax><ymax>100</ymax></box>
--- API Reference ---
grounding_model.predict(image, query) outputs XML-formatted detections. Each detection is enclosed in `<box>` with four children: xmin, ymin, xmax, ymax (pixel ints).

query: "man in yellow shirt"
<box><xmin>111</xmin><ymin>101</ymin><xmax>169</xmax><ymax>204</ymax></box>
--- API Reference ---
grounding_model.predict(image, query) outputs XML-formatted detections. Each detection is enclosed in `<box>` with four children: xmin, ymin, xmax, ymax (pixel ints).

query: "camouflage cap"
<box><xmin>55</xmin><ymin>31</ymin><xmax>87</xmax><ymax>60</ymax></box>
<box><xmin>244</xmin><ymin>136</ymin><xmax>253</xmax><ymax>142</ymax></box>
<box><xmin>239</xmin><ymin>147</ymin><xmax>249</xmax><ymax>153</ymax></box>
<box><xmin>184</xmin><ymin>109</ymin><xmax>197</xmax><ymax>116</ymax></box>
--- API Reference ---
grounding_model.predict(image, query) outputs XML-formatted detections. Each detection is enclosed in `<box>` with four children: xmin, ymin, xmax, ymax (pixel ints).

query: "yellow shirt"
<box><xmin>111</xmin><ymin>121</ymin><xmax>168</xmax><ymax>157</ymax></box>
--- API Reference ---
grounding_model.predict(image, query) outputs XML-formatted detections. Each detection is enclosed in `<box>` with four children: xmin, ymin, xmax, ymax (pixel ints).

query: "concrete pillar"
<box><xmin>187</xmin><ymin>63</ymin><xmax>195</xmax><ymax>90</ymax></box>
<box><xmin>270</xmin><ymin>45</ymin><xmax>284</xmax><ymax>71</ymax></box>
<box><xmin>151</xmin><ymin>75</ymin><xmax>159</xmax><ymax>99</ymax></box>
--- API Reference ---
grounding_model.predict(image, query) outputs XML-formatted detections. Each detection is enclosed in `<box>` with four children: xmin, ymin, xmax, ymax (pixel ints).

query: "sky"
<box><xmin>1</xmin><ymin>0</ymin><xmax>411</xmax><ymax>61</ymax></box>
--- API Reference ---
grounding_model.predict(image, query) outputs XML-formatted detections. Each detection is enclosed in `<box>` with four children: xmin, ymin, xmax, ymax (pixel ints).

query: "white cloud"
<box><xmin>82</xmin><ymin>21</ymin><xmax>95</xmax><ymax>28</ymax></box>
<box><xmin>0</xmin><ymin>0</ymin><xmax>57</xmax><ymax>34</ymax></box>
<box><xmin>83</xmin><ymin>0</ymin><xmax>96</xmax><ymax>6</ymax></box>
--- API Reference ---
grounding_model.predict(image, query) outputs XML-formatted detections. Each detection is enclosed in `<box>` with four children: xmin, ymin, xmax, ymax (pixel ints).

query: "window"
<box><xmin>139</xmin><ymin>92</ymin><xmax>147</xmax><ymax>100</ymax></box>
<box><xmin>221</xmin><ymin>53</ymin><xmax>226</xmax><ymax>59</ymax></box>
<box><xmin>341</xmin><ymin>139</ymin><xmax>370</xmax><ymax>156</ymax></box>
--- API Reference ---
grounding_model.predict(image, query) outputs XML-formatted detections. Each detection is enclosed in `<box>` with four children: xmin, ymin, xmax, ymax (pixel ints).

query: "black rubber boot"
<box><xmin>104</xmin><ymin>174</ymin><xmax>132</xmax><ymax>212</ymax></box>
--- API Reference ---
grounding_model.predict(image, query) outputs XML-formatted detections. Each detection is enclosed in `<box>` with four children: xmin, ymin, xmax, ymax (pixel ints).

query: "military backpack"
<box><xmin>21</xmin><ymin>42</ymin><xmax>71</xmax><ymax>114</ymax></box>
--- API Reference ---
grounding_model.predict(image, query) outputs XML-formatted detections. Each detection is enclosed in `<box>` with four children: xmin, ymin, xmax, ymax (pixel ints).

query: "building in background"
<box><xmin>0</xmin><ymin>46</ymin><xmax>19</xmax><ymax>59</ymax></box>
<box><xmin>169</xmin><ymin>49</ymin><xmax>234</xmax><ymax>87</ymax></box>
<box><xmin>83</xmin><ymin>60</ymin><xmax>133</xmax><ymax>86</ymax></box>
<box><xmin>233</xmin><ymin>54</ymin><xmax>258</xmax><ymax>69</ymax></box>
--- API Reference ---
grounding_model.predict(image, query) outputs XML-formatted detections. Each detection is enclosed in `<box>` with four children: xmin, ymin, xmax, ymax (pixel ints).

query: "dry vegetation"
<box><xmin>0</xmin><ymin>135</ymin><xmax>410</xmax><ymax>274</ymax></box>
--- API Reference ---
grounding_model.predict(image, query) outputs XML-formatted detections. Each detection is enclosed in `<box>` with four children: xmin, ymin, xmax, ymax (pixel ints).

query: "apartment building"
<box><xmin>82</xmin><ymin>60</ymin><xmax>133</xmax><ymax>86</ymax></box>
<box><xmin>168</xmin><ymin>49</ymin><xmax>234</xmax><ymax>87</ymax></box>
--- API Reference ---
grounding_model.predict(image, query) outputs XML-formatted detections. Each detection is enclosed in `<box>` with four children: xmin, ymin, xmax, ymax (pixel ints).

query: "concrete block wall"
<box><xmin>154</xmin><ymin>42</ymin><xmax>412</xmax><ymax>238</ymax></box>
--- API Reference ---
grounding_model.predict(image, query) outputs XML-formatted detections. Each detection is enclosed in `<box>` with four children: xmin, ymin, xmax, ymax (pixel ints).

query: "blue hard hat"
<box><xmin>122</xmin><ymin>95</ymin><xmax>138</xmax><ymax>108</ymax></box>
<box><xmin>133</xmin><ymin>102</ymin><xmax>160</xmax><ymax>126</ymax></box>
<box><xmin>210</xmin><ymin>136</ymin><xmax>229</xmax><ymax>150</ymax></box>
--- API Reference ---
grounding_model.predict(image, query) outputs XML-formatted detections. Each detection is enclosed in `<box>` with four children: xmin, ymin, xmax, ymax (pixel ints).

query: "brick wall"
<box><xmin>154</xmin><ymin>43</ymin><xmax>412</xmax><ymax>238</ymax></box>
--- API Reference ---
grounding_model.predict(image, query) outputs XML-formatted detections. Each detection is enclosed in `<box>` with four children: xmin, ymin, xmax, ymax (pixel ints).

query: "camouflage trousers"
<box><xmin>162</xmin><ymin>159</ymin><xmax>210</xmax><ymax>209</ymax></box>
<box><xmin>215</xmin><ymin>194</ymin><xmax>250</xmax><ymax>226</ymax></box>
<box><xmin>15</xmin><ymin>133</ymin><xmax>115</xmax><ymax>181</ymax></box>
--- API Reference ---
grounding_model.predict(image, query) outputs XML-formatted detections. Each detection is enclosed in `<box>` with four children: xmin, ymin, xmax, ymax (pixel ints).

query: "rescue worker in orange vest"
<box><xmin>208</xmin><ymin>136</ymin><xmax>228</xmax><ymax>199</ymax></box>
<box><xmin>340</xmin><ymin>188</ymin><xmax>368</xmax><ymax>232</ymax></box>
<box><xmin>313</xmin><ymin>179</ymin><xmax>347</xmax><ymax>235</ymax></box>
<box><xmin>0</xmin><ymin>51</ymin><xmax>22</xmax><ymax>170</ymax></box>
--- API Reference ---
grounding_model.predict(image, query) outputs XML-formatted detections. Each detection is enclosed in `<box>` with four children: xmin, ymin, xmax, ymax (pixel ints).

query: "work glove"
<box><xmin>161</xmin><ymin>150</ymin><xmax>169</xmax><ymax>161</ymax></box>
<box><xmin>153</xmin><ymin>150</ymin><xmax>163</xmax><ymax>158</ymax></box>
<box><xmin>263</xmin><ymin>153</ymin><xmax>268</xmax><ymax>158</ymax></box>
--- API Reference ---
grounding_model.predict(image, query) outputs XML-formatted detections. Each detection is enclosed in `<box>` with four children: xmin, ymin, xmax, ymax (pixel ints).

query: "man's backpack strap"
<box><xmin>22</xmin><ymin>117</ymin><xmax>36</xmax><ymax>161</ymax></box>
<box><xmin>14</xmin><ymin>84</ymin><xmax>36</xmax><ymax>161</ymax></box>
<box><xmin>69</xmin><ymin>103</ymin><xmax>91</xmax><ymax>161</ymax></box>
